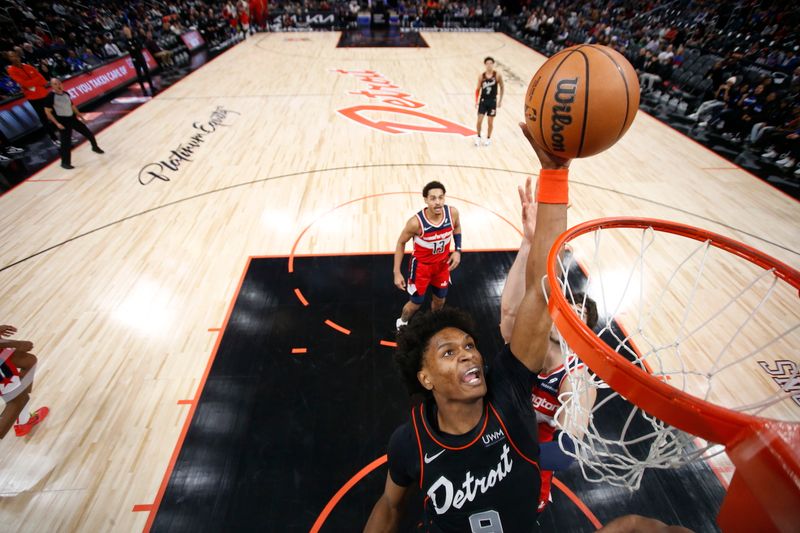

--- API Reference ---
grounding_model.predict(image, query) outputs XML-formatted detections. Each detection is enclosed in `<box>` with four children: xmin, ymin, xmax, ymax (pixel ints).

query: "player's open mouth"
<box><xmin>461</xmin><ymin>366</ymin><xmax>482</xmax><ymax>385</ymax></box>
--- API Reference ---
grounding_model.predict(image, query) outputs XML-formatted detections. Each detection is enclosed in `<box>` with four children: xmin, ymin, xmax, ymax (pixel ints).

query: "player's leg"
<box><xmin>0</xmin><ymin>385</ymin><xmax>31</xmax><ymax>438</ymax></box>
<box><xmin>475</xmin><ymin>112</ymin><xmax>484</xmax><ymax>146</ymax></box>
<box><xmin>0</xmin><ymin>349</ymin><xmax>38</xmax><ymax>438</ymax></box>
<box><xmin>0</xmin><ymin>339</ymin><xmax>34</xmax><ymax>353</ymax></box>
<box><xmin>400</xmin><ymin>298</ymin><xmax>422</xmax><ymax>324</ymax></box>
<box><xmin>5</xmin><ymin>350</ymin><xmax>48</xmax><ymax>437</ymax></box>
<box><xmin>397</xmin><ymin>260</ymin><xmax>428</xmax><ymax>328</ymax></box>
<box><xmin>429</xmin><ymin>262</ymin><xmax>450</xmax><ymax>312</ymax></box>
<box><xmin>484</xmin><ymin>107</ymin><xmax>496</xmax><ymax>146</ymax></box>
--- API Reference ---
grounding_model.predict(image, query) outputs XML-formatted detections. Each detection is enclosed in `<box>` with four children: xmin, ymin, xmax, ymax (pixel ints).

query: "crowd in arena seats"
<box><xmin>262</xmin><ymin>0</ymin><xmax>501</xmax><ymax>30</ymax></box>
<box><xmin>508</xmin><ymin>0</ymin><xmax>800</xmax><ymax>180</ymax></box>
<box><xmin>2</xmin><ymin>0</ymin><xmax>799</xmax><ymax>183</ymax></box>
<box><xmin>0</xmin><ymin>0</ymin><xmax>246</xmax><ymax>98</ymax></box>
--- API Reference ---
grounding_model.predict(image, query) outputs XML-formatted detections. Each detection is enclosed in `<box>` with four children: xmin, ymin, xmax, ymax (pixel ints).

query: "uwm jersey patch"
<box><xmin>411</xmin><ymin>402</ymin><xmax>540</xmax><ymax>532</ymax></box>
<box><xmin>413</xmin><ymin>206</ymin><xmax>453</xmax><ymax>264</ymax></box>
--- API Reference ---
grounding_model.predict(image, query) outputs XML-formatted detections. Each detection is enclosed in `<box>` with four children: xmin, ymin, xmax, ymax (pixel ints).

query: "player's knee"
<box><xmin>10</xmin><ymin>390</ymin><xmax>30</xmax><ymax>407</ymax></box>
<box><xmin>13</xmin><ymin>340</ymin><xmax>34</xmax><ymax>353</ymax></box>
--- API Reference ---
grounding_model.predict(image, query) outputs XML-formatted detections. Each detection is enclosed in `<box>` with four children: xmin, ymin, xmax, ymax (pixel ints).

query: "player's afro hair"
<box><xmin>394</xmin><ymin>307</ymin><xmax>479</xmax><ymax>396</ymax></box>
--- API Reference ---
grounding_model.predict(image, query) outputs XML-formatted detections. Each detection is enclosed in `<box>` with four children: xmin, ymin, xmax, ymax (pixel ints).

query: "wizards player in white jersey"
<box><xmin>393</xmin><ymin>181</ymin><xmax>462</xmax><ymax>330</ymax></box>
<box><xmin>367</xmin><ymin>124</ymin><xmax>573</xmax><ymax>532</ymax></box>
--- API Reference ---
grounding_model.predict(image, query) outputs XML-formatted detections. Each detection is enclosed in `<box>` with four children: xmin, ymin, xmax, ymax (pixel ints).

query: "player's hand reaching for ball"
<box><xmin>518</xmin><ymin>177</ymin><xmax>537</xmax><ymax>243</ymax></box>
<box><xmin>0</xmin><ymin>325</ymin><xmax>18</xmax><ymax>338</ymax></box>
<box><xmin>518</xmin><ymin>122</ymin><xmax>570</xmax><ymax>170</ymax></box>
<box><xmin>448</xmin><ymin>250</ymin><xmax>461</xmax><ymax>272</ymax></box>
<box><xmin>393</xmin><ymin>272</ymin><xmax>406</xmax><ymax>291</ymax></box>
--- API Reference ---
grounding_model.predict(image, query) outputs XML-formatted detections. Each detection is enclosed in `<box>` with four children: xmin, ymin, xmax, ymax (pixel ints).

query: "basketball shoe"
<box><xmin>14</xmin><ymin>407</ymin><xmax>49</xmax><ymax>437</ymax></box>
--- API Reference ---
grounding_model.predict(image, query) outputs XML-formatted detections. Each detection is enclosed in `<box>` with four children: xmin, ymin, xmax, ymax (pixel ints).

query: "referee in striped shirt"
<box><xmin>43</xmin><ymin>78</ymin><xmax>104</xmax><ymax>170</ymax></box>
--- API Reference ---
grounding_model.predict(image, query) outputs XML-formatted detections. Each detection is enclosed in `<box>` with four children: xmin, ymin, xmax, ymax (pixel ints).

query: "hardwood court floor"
<box><xmin>0</xmin><ymin>32</ymin><xmax>797</xmax><ymax>532</ymax></box>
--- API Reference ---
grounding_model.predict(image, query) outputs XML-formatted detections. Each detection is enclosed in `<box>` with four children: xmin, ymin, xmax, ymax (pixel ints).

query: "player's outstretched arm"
<box><xmin>364</xmin><ymin>474</ymin><xmax>408</xmax><ymax>533</ymax></box>
<box><xmin>509</xmin><ymin>122</ymin><xmax>571</xmax><ymax>372</ymax></box>
<box><xmin>393</xmin><ymin>217</ymin><xmax>420</xmax><ymax>291</ymax></box>
<box><xmin>499</xmin><ymin>177</ymin><xmax>537</xmax><ymax>342</ymax></box>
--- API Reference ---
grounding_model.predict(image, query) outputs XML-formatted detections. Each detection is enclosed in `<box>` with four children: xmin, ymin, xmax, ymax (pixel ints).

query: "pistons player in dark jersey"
<box><xmin>393</xmin><ymin>181</ymin><xmax>462</xmax><ymax>330</ymax></box>
<box><xmin>366</xmin><ymin>124</ymin><xmax>572</xmax><ymax>532</ymax></box>
<box><xmin>474</xmin><ymin>56</ymin><xmax>504</xmax><ymax>147</ymax></box>
<box><xmin>498</xmin><ymin>177</ymin><xmax>599</xmax><ymax>514</ymax></box>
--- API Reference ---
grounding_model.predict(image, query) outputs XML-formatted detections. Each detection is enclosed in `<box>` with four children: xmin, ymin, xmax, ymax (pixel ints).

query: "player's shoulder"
<box><xmin>388</xmin><ymin>418</ymin><xmax>418</xmax><ymax>459</ymax></box>
<box><xmin>447</xmin><ymin>205</ymin><xmax>460</xmax><ymax>220</ymax></box>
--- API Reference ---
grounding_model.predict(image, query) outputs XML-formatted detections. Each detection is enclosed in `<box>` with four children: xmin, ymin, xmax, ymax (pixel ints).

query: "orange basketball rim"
<box><xmin>546</xmin><ymin>217</ymin><xmax>800</xmax><ymax>533</ymax></box>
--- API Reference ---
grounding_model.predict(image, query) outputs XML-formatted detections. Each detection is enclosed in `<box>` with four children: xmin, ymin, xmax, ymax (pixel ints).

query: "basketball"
<box><xmin>524</xmin><ymin>44</ymin><xmax>640</xmax><ymax>159</ymax></box>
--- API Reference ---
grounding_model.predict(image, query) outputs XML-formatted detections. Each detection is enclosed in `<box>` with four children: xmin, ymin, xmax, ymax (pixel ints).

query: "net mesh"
<box><xmin>549</xmin><ymin>224</ymin><xmax>800</xmax><ymax>490</ymax></box>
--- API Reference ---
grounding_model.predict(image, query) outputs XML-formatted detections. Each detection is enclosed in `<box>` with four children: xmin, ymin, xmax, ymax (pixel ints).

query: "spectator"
<box><xmin>65</xmin><ymin>49</ymin><xmax>87</xmax><ymax>73</ymax></box>
<box><xmin>93</xmin><ymin>36</ymin><xmax>108</xmax><ymax>59</ymax></box>
<box><xmin>4</xmin><ymin>50</ymin><xmax>59</xmax><ymax>146</ymax></box>
<box><xmin>690</xmin><ymin>76</ymin><xmax>736</xmax><ymax>125</ymax></box>
<box><xmin>639</xmin><ymin>50</ymin><xmax>662</xmax><ymax>92</ymax></box>
<box><xmin>144</xmin><ymin>30</ymin><xmax>174</xmax><ymax>70</ymax></box>
<box><xmin>103</xmin><ymin>35</ymin><xmax>123</xmax><ymax>58</ymax></box>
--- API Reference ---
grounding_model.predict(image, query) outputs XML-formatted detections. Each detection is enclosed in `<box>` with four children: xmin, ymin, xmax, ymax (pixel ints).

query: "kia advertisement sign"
<box><xmin>180</xmin><ymin>30</ymin><xmax>205</xmax><ymax>51</ymax></box>
<box><xmin>63</xmin><ymin>52</ymin><xmax>159</xmax><ymax>106</ymax></box>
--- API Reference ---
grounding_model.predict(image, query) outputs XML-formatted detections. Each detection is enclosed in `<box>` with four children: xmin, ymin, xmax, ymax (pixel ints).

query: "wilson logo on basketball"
<box><xmin>551</xmin><ymin>77</ymin><xmax>578</xmax><ymax>153</ymax></box>
<box><xmin>334</xmin><ymin>69</ymin><xmax>473</xmax><ymax>136</ymax></box>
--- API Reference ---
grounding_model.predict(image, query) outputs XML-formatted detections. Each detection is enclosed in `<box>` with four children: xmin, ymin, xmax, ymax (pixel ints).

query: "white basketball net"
<box><xmin>547</xmin><ymin>225</ymin><xmax>800</xmax><ymax>490</ymax></box>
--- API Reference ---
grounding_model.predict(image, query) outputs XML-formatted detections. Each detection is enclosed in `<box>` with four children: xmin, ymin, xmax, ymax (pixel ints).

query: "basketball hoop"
<box><xmin>546</xmin><ymin>217</ymin><xmax>800</xmax><ymax>532</ymax></box>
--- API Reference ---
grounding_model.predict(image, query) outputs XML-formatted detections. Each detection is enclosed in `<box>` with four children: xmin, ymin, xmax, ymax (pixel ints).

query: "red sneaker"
<box><xmin>14</xmin><ymin>406</ymin><xmax>49</xmax><ymax>437</ymax></box>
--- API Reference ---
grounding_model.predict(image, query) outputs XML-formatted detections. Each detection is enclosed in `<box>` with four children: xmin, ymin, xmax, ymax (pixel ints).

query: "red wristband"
<box><xmin>536</xmin><ymin>168</ymin><xmax>569</xmax><ymax>204</ymax></box>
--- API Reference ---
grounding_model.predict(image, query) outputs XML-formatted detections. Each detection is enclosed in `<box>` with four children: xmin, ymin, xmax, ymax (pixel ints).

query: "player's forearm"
<box><xmin>526</xmin><ymin>203</ymin><xmax>566</xmax><ymax>291</ymax></box>
<box><xmin>393</xmin><ymin>242</ymin><xmax>406</xmax><ymax>274</ymax></box>
<box><xmin>525</xmin><ymin>169</ymin><xmax>568</xmax><ymax>290</ymax></box>
<box><xmin>500</xmin><ymin>240</ymin><xmax>530</xmax><ymax>342</ymax></box>
<box><xmin>363</xmin><ymin>495</ymin><xmax>401</xmax><ymax>533</ymax></box>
